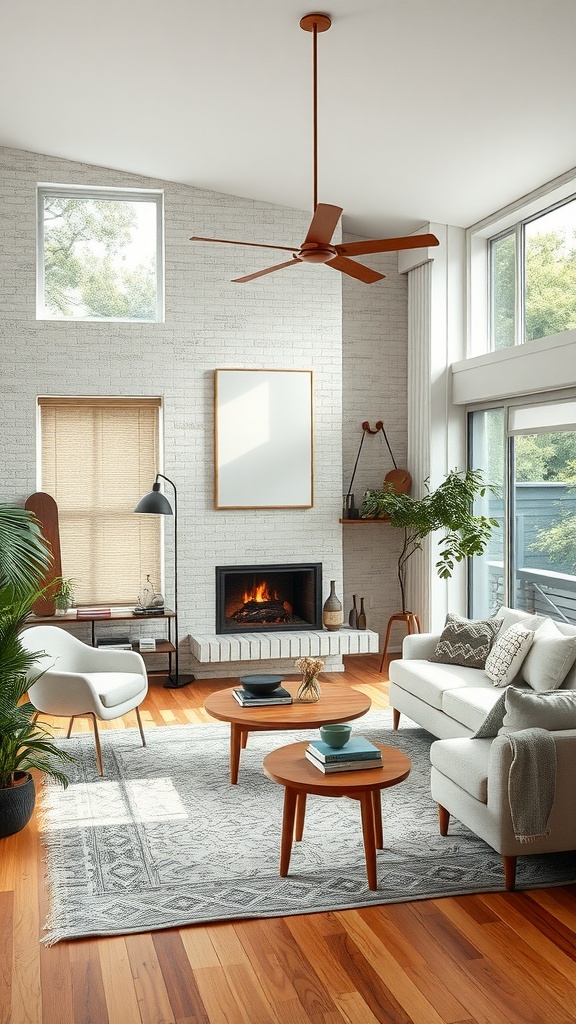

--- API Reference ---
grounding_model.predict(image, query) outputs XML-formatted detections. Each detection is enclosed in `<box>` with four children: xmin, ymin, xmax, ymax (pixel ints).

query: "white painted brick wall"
<box><xmin>0</xmin><ymin>146</ymin><xmax>409</xmax><ymax>675</ymax></box>
<box><xmin>341</xmin><ymin>237</ymin><xmax>408</xmax><ymax>651</ymax></box>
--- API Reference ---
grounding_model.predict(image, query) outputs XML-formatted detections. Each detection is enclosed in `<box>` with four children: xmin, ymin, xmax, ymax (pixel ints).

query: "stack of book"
<box><xmin>76</xmin><ymin>607</ymin><xmax>111</xmax><ymax>619</ymax></box>
<box><xmin>97</xmin><ymin>635</ymin><xmax>132</xmax><ymax>650</ymax></box>
<box><xmin>305</xmin><ymin>735</ymin><xmax>383</xmax><ymax>773</ymax></box>
<box><xmin>232</xmin><ymin>686</ymin><xmax>293</xmax><ymax>707</ymax></box>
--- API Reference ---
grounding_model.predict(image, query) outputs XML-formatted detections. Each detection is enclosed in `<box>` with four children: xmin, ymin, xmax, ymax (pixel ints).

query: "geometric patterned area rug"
<box><xmin>39</xmin><ymin>711</ymin><xmax>576</xmax><ymax>944</ymax></box>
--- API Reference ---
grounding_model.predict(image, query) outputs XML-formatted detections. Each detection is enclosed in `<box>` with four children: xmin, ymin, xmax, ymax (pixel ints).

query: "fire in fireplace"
<box><xmin>215</xmin><ymin>563</ymin><xmax>322</xmax><ymax>634</ymax></box>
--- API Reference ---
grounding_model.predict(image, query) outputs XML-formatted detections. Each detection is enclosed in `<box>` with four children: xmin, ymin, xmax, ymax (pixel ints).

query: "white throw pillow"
<box><xmin>502</xmin><ymin>686</ymin><xmax>576</xmax><ymax>732</ymax></box>
<box><xmin>485</xmin><ymin>623</ymin><xmax>535</xmax><ymax>687</ymax></box>
<box><xmin>521</xmin><ymin>617</ymin><xmax>576</xmax><ymax>692</ymax></box>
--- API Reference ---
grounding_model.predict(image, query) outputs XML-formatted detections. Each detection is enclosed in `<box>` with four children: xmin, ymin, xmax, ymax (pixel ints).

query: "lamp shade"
<box><xmin>134</xmin><ymin>485</ymin><xmax>173</xmax><ymax>516</ymax></box>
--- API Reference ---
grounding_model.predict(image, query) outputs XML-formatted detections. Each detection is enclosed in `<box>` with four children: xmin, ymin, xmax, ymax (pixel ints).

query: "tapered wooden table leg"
<box><xmin>229</xmin><ymin>724</ymin><xmax>244</xmax><ymax>784</ymax></box>
<box><xmin>294</xmin><ymin>792</ymin><xmax>307</xmax><ymax>841</ymax></box>
<box><xmin>359</xmin><ymin>791</ymin><xmax>378</xmax><ymax>890</ymax></box>
<box><xmin>280</xmin><ymin>787</ymin><xmax>298</xmax><ymax>876</ymax></box>
<box><xmin>371</xmin><ymin>790</ymin><xmax>383</xmax><ymax>849</ymax></box>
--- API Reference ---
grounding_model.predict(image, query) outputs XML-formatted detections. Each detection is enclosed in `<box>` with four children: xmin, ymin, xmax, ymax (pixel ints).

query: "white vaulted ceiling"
<box><xmin>2</xmin><ymin>0</ymin><xmax>576</xmax><ymax>237</ymax></box>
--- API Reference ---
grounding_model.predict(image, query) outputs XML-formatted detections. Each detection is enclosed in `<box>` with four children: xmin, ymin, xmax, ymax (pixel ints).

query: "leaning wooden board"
<box><xmin>24</xmin><ymin>491</ymin><xmax>62</xmax><ymax>616</ymax></box>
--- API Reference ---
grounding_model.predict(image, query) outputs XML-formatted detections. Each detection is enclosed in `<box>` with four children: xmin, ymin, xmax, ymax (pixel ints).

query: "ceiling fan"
<box><xmin>190</xmin><ymin>13</ymin><xmax>439</xmax><ymax>284</ymax></box>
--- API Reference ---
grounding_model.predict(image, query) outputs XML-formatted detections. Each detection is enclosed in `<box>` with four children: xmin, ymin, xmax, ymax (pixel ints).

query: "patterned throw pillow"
<box><xmin>485</xmin><ymin>623</ymin><xmax>535</xmax><ymax>687</ymax></box>
<box><xmin>429</xmin><ymin>613</ymin><xmax>502</xmax><ymax>669</ymax></box>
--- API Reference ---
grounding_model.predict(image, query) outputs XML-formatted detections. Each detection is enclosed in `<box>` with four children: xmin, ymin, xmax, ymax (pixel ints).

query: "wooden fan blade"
<box><xmin>336</xmin><ymin>233</ymin><xmax>440</xmax><ymax>257</ymax></box>
<box><xmin>232</xmin><ymin>258</ymin><xmax>300</xmax><ymax>283</ymax></box>
<box><xmin>303</xmin><ymin>204</ymin><xmax>343</xmax><ymax>246</ymax></box>
<box><xmin>326</xmin><ymin>256</ymin><xmax>385</xmax><ymax>284</ymax></box>
<box><xmin>190</xmin><ymin>235</ymin><xmax>296</xmax><ymax>253</ymax></box>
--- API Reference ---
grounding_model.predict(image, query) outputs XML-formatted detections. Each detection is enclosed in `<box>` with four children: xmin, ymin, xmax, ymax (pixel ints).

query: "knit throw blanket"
<box><xmin>506</xmin><ymin>728</ymin><xmax>557</xmax><ymax>843</ymax></box>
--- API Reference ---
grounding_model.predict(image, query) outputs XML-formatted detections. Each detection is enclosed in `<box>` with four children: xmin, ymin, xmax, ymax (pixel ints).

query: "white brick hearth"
<box><xmin>189</xmin><ymin>626</ymin><xmax>379</xmax><ymax>663</ymax></box>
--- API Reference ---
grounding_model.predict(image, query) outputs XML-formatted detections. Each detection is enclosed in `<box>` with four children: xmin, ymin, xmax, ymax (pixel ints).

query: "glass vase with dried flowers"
<box><xmin>295</xmin><ymin>656</ymin><xmax>324</xmax><ymax>702</ymax></box>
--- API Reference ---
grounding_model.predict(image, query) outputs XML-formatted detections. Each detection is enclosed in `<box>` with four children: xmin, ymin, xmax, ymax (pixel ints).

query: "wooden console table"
<box><xmin>24</xmin><ymin>607</ymin><xmax>177</xmax><ymax>681</ymax></box>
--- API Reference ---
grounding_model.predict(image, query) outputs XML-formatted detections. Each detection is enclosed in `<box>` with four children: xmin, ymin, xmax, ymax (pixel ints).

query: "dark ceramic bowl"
<box><xmin>240</xmin><ymin>674</ymin><xmax>284</xmax><ymax>695</ymax></box>
<box><xmin>319</xmin><ymin>724</ymin><xmax>352</xmax><ymax>748</ymax></box>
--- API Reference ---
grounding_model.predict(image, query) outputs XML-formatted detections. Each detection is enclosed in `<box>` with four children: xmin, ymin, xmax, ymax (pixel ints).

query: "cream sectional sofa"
<box><xmin>388</xmin><ymin>606</ymin><xmax>576</xmax><ymax>737</ymax></box>
<box><xmin>388</xmin><ymin>606</ymin><xmax>576</xmax><ymax>889</ymax></box>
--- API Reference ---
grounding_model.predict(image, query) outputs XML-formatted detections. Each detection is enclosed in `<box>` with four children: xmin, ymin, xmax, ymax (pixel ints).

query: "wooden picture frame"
<box><xmin>214</xmin><ymin>369</ymin><xmax>313</xmax><ymax>509</ymax></box>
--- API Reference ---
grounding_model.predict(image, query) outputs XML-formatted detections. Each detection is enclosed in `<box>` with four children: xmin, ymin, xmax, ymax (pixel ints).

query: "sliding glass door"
<box><xmin>468</xmin><ymin>394</ymin><xmax>576</xmax><ymax>623</ymax></box>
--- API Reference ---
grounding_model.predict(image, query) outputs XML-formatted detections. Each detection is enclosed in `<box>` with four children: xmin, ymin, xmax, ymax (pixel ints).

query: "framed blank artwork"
<box><xmin>214</xmin><ymin>369</ymin><xmax>314</xmax><ymax>509</ymax></box>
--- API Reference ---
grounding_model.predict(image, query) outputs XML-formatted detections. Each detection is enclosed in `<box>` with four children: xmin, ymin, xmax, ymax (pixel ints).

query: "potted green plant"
<box><xmin>360</xmin><ymin>468</ymin><xmax>499</xmax><ymax>615</ymax></box>
<box><xmin>51</xmin><ymin>576</ymin><xmax>75</xmax><ymax>614</ymax></box>
<box><xmin>0</xmin><ymin>505</ymin><xmax>74</xmax><ymax>838</ymax></box>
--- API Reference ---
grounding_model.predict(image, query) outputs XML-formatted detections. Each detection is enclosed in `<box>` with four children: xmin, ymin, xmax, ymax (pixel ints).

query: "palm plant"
<box><xmin>360</xmin><ymin>469</ymin><xmax>499</xmax><ymax>614</ymax></box>
<box><xmin>0</xmin><ymin>505</ymin><xmax>74</xmax><ymax>792</ymax></box>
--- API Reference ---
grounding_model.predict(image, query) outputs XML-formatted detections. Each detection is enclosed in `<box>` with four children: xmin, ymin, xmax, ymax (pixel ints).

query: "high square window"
<box><xmin>37</xmin><ymin>186</ymin><xmax>164</xmax><ymax>322</ymax></box>
<box><xmin>490</xmin><ymin>197</ymin><xmax>576</xmax><ymax>350</ymax></box>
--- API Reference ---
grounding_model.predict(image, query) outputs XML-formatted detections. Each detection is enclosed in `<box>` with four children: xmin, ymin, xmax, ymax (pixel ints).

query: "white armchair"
<box><xmin>19</xmin><ymin>625</ymin><xmax>148</xmax><ymax>776</ymax></box>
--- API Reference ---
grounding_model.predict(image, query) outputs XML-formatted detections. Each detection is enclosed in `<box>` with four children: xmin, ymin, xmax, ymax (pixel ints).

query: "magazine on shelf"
<box><xmin>76</xmin><ymin>607</ymin><xmax>111</xmax><ymax>619</ymax></box>
<box><xmin>96</xmin><ymin>636</ymin><xmax>133</xmax><ymax>649</ymax></box>
<box><xmin>307</xmin><ymin>736</ymin><xmax>381</xmax><ymax>762</ymax></box>
<box><xmin>232</xmin><ymin>687</ymin><xmax>293</xmax><ymax>707</ymax></box>
<box><xmin>305</xmin><ymin>750</ymin><xmax>383</xmax><ymax>773</ymax></box>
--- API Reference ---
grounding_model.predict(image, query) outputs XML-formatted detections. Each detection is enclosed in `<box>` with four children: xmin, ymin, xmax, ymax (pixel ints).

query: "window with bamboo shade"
<box><xmin>39</xmin><ymin>397</ymin><xmax>162</xmax><ymax>606</ymax></box>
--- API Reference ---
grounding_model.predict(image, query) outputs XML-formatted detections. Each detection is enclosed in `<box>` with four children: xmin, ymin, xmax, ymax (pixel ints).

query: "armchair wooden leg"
<box><xmin>88</xmin><ymin>713</ymin><xmax>104</xmax><ymax>776</ymax></box>
<box><xmin>135</xmin><ymin>706</ymin><xmax>147</xmax><ymax>748</ymax></box>
<box><xmin>66</xmin><ymin>716</ymin><xmax>76</xmax><ymax>738</ymax></box>
<box><xmin>503</xmin><ymin>855</ymin><xmax>517</xmax><ymax>891</ymax></box>
<box><xmin>392</xmin><ymin>708</ymin><xmax>401</xmax><ymax>730</ymax></box>
<box><xmin>438</xmin><ymin>804</ymin><xmax>450</xmax><ymax>836</ymax></box>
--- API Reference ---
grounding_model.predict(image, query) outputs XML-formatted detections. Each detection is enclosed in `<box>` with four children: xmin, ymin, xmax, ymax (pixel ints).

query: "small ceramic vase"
<box><xmin>323</xmin><ymin>580</ymin><xmax>343</xmax><ymax>631</ymax></box>
<box><xmin>348</xmin><ymin>594</ymin><xmax>358</xmax><ymax>629</ymax></box>
<box><xmin>357</xmin><ymin>597</ymin><xmax>367</xmax><ymax>630</ymax></box>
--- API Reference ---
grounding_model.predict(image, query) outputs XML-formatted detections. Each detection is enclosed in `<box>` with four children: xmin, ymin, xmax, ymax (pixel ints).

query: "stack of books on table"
<box><xmin>96</xmin><ymin>635</ymin><xmax>133</xmax><ymax>650</ymax></box>
<box><xmin>232</xmin><ymin>686</ymin><xmax>293</xmax><ymax>707</ymax></box>
<box><xmin>305</xmin><ymin>736</ymin><xmax>383</xmax><ymax>773</ymax></box>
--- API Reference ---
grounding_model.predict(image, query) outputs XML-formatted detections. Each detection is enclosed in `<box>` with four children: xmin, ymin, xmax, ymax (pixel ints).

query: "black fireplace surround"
<box><xmin>216</xmin><ymin>563</ymin><xmax>322</xmax><ymax>634</ymax></box>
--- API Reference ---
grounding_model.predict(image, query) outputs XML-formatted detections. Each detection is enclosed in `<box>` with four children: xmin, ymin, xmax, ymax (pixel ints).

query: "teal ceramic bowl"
<box><xmin>319</xmin><ymin>723</ymin><xmax>352</xmax><ymax>749</ymax></box>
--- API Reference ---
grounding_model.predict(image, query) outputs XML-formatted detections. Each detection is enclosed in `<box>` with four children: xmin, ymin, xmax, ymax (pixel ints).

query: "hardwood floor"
<box><xmin>2</xmin><ymin>655</ymin><xmax>576</xmax><ymax>1024</ymax></box>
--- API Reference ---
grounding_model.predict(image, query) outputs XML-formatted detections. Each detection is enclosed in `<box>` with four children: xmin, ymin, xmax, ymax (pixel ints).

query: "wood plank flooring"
<box><xmin>2</xmin><ymin>655</ymin><xmax>576</xmax><ymax>1024</ymax></box>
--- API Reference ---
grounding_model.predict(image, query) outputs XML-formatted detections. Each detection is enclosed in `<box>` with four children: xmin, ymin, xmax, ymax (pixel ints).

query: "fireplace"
<box><xmin>216</xmin><ymin>563</ymin><xmax>322</xmax><ymax>634</ymax></box>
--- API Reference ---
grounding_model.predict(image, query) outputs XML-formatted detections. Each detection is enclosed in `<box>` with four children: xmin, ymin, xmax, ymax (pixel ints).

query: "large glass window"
<box><xmin>468</xmin><ymin>396</ymin><xmax>576</xmax><ymax>623</ymax></box>
<box><xmin>489</xmin><ymin>195</ymin><xmax>576</xmax><ymax>349</ymax></box>
<box><xmin>37</xmin><ymin>186</ymin><xmax>164</xmax><ymax>322</ymax></box>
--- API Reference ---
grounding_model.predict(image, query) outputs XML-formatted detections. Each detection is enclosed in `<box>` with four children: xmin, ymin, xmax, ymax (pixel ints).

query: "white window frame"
<box><xmin>467</xmin><ymin>167</ymin><xmax>576</xmax><ymax>358</ymax></box>
<box><xmin>37</xmin><ymin>184</ymin><xmax>165</xmax><ymax>323</ymax></box>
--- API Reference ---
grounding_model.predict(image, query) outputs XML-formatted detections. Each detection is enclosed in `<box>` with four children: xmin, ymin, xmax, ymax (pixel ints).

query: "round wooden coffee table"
<box><xmin>204</xmin><ymin>681</ymin><xmax>371</xmax><ymax>784</ymax></box>
<box><xmin>263</xmin><ymin>740</ymin><xmax>411</xmax><ymax>890</ymax></box>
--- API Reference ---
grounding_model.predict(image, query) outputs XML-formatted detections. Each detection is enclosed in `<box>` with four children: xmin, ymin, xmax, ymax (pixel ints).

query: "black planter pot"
<box><xmin>0</xmin><ymin>772</ymin><xmax>36</xmax><ymax>838</ymax></box>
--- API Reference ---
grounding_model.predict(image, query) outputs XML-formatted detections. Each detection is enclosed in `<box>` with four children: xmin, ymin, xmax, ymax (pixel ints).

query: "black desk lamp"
<box><xmin>134</xmin><ymin>473</ymin><xmax>193</xmax><ymax>689</ymax></box>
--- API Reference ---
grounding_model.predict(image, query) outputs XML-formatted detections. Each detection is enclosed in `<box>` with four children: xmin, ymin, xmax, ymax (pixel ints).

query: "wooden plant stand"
<box><xmin>379</xmin><ymin>612</ymin><xmax>422</xmax><ymax>672</ymax></box>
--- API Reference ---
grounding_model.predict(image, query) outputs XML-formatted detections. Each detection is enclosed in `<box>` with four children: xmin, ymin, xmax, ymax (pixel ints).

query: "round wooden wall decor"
<box><xmin>384</xmin><ymin>469</ymin><xmax>412</xmax><ymax>494</ymax></box>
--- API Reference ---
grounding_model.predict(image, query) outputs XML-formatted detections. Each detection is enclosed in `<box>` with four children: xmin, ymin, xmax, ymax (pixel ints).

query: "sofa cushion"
<box><xmin>442</xmin><ymin>687</ymin><xmax>507</xmax><ymax>733</ymax></box>
<box><xmin>389</xmin><ymin>658</ymin><xmax>492</xmax><ymax>711</ymax></box>
<box><xmin>521</xmin><ymin>617</ymin><xmax>576</xmax><ymax>692</ymax></box>
<box><xmin>430</xmin><ymin>737</ymin><xmax>492</xmax><ymax>802</ymax></box>
<box><xmin>502</xmin><ymin>686</ymin><xmax>576</xmax><ymax>732</ymax></box>
<box><xmin>429</xmin><ymin>613</ymin><xmax>502</xmax><ymax>669</ymax></box>
<box><xmin>472</xmin><ymin>690</ymin><xmax>507</xmax><ymax>738</ymax></box>
<box><xmin>494</xmin><ymin>606</ymin><xmax>542</xmax><ymax>632</ymax></box>
<box><xmin>485</xmin><ymin>623</ymin><xmax>535</xmax><ymax>687</ymax></box>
